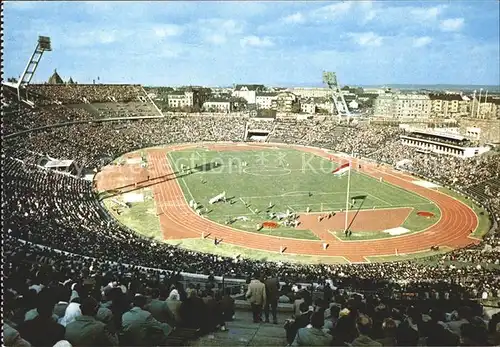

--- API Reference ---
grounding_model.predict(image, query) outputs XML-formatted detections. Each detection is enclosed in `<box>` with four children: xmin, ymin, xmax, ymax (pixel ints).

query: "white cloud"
<box><xmin>240</xmin><ymin>35</ymin><xmax>274</xmax><ymax>48</ymax></box>
<box><xmin>413</xmin><ymin>36</ymin><xmax>433</xmax><ymax>48</ymax></box>
<box><xmin>283</xmin><ymin>12</ymin><xmax>305</xmax><ymax>24</ymax></box>
<box><xmin>206</xmin><ymin>34</ymin><xmax>227</xmax><ymax>45</ymax></box>
<box><xmin>440</xmin><ymin>18</ymin><xmax>464</xmax><ymax>32</ymax></box>
<box><xmin>410</xmin><ymin>5</ymin><xmax>447</xmax><ymax>21</ymax></box>
<box><xmin>153</xmin><ymin>25</ymin><xmax>184</xmax><ymax>38</ymax></box>
<box><xmin>348</xmin><ymin>32</ymin><xmax>383</xmax><ymax>47</ymax></box>
<box><xmin>198</xmin><ymin>19</ymin><xmax>244</xmax><ymax>45</ymax></box>
<box><xmin>59</xmin><ymin>29</ymin><xmax>125</xmax><ymax>47</ymax></box>
<box><xmin>97</xmin><ymin>31</ymin><xmax>118</xmax><ymax>44</ymax></box>
<box><xmin>363</xmin><ymin>10</ymin><xmax>377</xmax><ymax>22</ymax></box>
<box><xmin>310</xmin><ymin>2</ymin><xmax>353</xmax><ymax>22</ymax></box>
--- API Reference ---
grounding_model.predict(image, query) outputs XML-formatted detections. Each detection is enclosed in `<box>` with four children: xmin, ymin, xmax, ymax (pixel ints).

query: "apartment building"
<box><xmin>301</xmin><ymin>98</ymin><xmax>316</xmax><ymax>114</ymax></box>
<box><xmin>373</xmin><ymin>93</ymin><xmax>395</xmax><ymax>117</ymax></box>
<box><xmin>255</xmin><ymin>92</ymin><xmax>278</xmax><ymax>109</ymax></box>
<box><xmin>428</xmin><ymin>93</ymin><xmax>500</xmax><ymax>119</ymax></box>
<box><xmin>232</xmin><ymin>84</ymin><xmax>265</xmax><ymax>104</ymax></box>
<box><xmin>374</xmin><ymin>93</ymin><xmax>431</xmax><ymax>119</ymax></box>
<box><xmin>395</xmin><ymin>94</ymin><xmax>431</xmax><ymax>118</ymax></box>
<box><xmin>272</xmin><ymin>92</ymin><xmax>299</xmax><ymax>112</ymax></box>
<box><xmin>288</xmin><ymin>87</ymin><xmax>331</xmax><ymax>99</ymax></box>
<box><xmin>428</xmin><ymin>94</ymin><xmax>466</xmax><ymax>118</ymax></box>
<box><xmin>202</xmin><ymin>98</ymin><xmax>233</xmax><ymax>113</ymax></box>
<box><xmin>167</xmin><ymin>90</ymin><xmax>195</xmax><ymax>109</ymax></box>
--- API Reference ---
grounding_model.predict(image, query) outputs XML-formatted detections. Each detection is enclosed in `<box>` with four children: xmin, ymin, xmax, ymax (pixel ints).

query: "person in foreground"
<box><xmin>246</xmin><ymin>272</ymin><xmax>267</xmax><ymax>323</ymax></box>
<box><xmin>64</xmin><ymin>296</ymin><xmax>119</xmax><ymax>346</ymax></box>
<box><xmin>291</xmin><ymin>311</ymin><xmax>332</xmax><ymax>346</ymax></box>
<box><xmin>121</xmin><ymin>294</ymin><xmax>173</xmax><ymax>346</ymax></box>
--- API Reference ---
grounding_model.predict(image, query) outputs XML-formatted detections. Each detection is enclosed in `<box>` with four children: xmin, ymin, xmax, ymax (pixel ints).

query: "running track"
<box><xmin>143</xmin><ymin>143</ymin><xmax>479</xmax><ymax>263</ymax></box>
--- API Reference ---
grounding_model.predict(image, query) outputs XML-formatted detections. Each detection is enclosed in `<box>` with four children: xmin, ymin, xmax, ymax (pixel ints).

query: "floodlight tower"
<box><xmin>322</xmin><ymin>71</ymin><xmax>351</xmax><ymax>124</ymax></box>
<box><xmin>15</xmin><ymin>36</ymin><xmax>52</xmax><ymax>103</ymax></box>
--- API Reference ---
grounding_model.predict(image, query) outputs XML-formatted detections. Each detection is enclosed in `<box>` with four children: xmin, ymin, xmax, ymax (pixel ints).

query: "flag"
<box><xmin>351</xmin><ymin>195</ymin><xmax>367</xmax><ymax>200</ymax></box>
<box><xmin>332</xmin><ymin>162</ymin><xmax>351</xmax><ymax>176</ymax></box>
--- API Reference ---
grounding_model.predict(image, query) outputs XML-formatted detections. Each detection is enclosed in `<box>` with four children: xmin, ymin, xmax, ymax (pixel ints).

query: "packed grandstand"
<box><xmin>2</xmin><ymin>83</ymin><xmax>500</xmax><ymax>346</ymax></box>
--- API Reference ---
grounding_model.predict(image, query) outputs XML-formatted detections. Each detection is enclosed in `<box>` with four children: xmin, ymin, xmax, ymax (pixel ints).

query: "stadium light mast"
<box><xmin>16</xmin><ymin>36</ymin><xmax>52</xmax><ymax>103</ymax></box>
<box><xmin>322</xmin><ymin>71</ymin><xmax>351</xmax><ymax>124</ymax></box>
<box><xmin>476</xmin><ymin>88</ymin><xmax>483</xmax><ymax>118</ymax></box>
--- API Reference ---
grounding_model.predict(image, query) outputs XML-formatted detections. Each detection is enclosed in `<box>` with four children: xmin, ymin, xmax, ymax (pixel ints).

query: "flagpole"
<box><xmin>344</xmin><ymin>160</ymin><xmax>351</xmax><ymax>233</ymax></box>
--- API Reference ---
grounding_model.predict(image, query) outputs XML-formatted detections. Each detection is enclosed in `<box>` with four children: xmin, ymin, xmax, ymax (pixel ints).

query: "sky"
<box><xmin>3</xmin><ymin>0</ymin><xmax>500</xmax><ymax>86</ymax></box>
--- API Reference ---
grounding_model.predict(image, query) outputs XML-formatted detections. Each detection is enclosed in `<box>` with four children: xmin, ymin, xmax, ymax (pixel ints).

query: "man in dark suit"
<box><xmin>65</xmin><ymin>296</ymin><xmax>119</xmax><ymax>346</ymax></box>
<box><xmin>19</xmin><ymin>289</ymin><xmax>66</xmax><ymax>346</ymax></box>
<box><xmin>122</xmin><ymin>294</ymin><xmax>173</xmax><ymax>346</ymax></box>
<box><xmin>285</xmin><ymin>301</ymin><xmax>313</xmax><ymax>344</ymax></box>
<box><xmin>264</xmin><ymin>273</ymin><xmax>280</xmax><ymax>324</ymax></box>
<box><xmin>53</xmin><ymin>286</ymin><xmax>71</xmax><ymax>320</ymax></box>
<box><xmin>146</xmin><ymin>288</ymin><xmax>176</xmax><ymax>328</ymax></box>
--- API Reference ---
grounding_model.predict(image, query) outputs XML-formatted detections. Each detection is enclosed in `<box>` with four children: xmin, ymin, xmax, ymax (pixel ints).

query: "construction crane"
<box><xmin>322</xmin><ymin>71</ymin><xmax>351</xmax><ymax>124</ymax></box>
<box><xmin>2</xmin><ymin>36</ymin><xmax>52</xmax><ymax>106</ymax></box>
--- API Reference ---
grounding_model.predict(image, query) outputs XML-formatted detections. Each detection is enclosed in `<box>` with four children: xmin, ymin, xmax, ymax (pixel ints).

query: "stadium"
<box><xmin>3</xmin><ymin>34</ymin><xmax>500</xmax><ymax>347</ymax></box>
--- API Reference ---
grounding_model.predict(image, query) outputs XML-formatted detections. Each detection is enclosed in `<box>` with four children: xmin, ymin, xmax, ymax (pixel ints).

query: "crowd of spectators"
<box><xmin>4</xmin><ymin>236</ymin><xmax>500</xmax><ymax>346</ymax></box>
<box><xmin>2</xmin><ymin>85</ymin><xmax>161</xmax><ymax>135</ymax></box>
<box><xmin>3</xmin><ymin>85</ymin><xmax>500</xmax><ymax>345</ymax></box>
<box><xmin>4</xmin><ymin>236</ymin><xmax>237</xmax><ymax>346</ymax></box>
<box><xmin>367</xmin><ymin>141</ymin><xmax>500</xmax><ymax>265</ymax></box>
<box><xmin>280</xmin><ymin>282</ymin><xmax>500</xmax><ymax>346</ymax></box>
<box><xmin>3</xmin><ymin>104</ymin><xmax>95</xmax><ymax>135</ymax></box>
<box><xmin>27</xmin><ymin>84</ymin><xmax>144</xmax><ymax>104</ymax></box>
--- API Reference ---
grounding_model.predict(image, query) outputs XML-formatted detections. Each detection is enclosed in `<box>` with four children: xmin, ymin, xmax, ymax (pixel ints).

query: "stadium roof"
<box><xmin>409</xmin><ymin>130</ymin><xmax>466</xmax><ymax>141</ymax></box>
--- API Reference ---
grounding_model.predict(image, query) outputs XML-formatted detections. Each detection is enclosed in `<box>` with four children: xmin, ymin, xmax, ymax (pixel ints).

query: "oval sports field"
<box><xmin>95</xmin><ymin>142</ymin><xmax>481</xmax><ymax>263</ymax></box>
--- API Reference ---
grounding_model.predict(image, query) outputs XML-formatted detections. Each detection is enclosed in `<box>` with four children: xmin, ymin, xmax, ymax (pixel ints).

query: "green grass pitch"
<box><xmin>166</xmin><ymin>148</ymin><xmax>439</xmax><ymax>240</ymax></box>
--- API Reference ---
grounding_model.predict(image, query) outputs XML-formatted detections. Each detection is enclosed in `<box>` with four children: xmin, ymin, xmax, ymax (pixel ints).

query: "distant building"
<box><xmin>272</xmin><ymin>92</ymin><xmax>299</xmax><ymax>113</ymax></box>
<box><xmin>301</xmin><ymin>98</ymin><xmax>316</xmax><ymax>114</ymax></box>
<box><xmin>429</xmin><ymin>93</ymin><xmax>471</xmax><ymax>118</ymax></box>
<box><xmin>395</xmin><ymin>94</ymin><xmax>431</xmax><ymax>118</ymax></box>
<box><xmin>288</xmin><ymin>87</ymin><xmax>330</xmax><ymax>99</ymax></box>
<box><xmin>314</xmin><ymin>97</ymin><xmax>334</xmax><ymax>114</ymax></box>
<box><xmin>48</xmin><ymin>69</ymin><xmax>64</xmax><ymax>84</ymax></box>
<box><xmin>373</xmin><ymin>94</ymin><xmax>395</xmax><ymax>117</ymax></box>
<box><xmin>374</xmin><ymin>93</ymin><xmax>431</xmax><ymax>119</ymax></box>
<box><xmin>255</xmin><ymin>92</ymin><xmax>278</xmax><ymax>109</ymax></box>
<box><xmin>167</xmin><ymin>90</ymin><xmax>194</xmax><ymax>109</ymax></box>
<box><xmin>203</xmin><ymin>98</ymin><xmax>232</xmax><ymax>113</ymax></box>
<box><xmin>232</xmin><ymin>84</ymin><xmax>265</xmax><ymax>104</ymax></box>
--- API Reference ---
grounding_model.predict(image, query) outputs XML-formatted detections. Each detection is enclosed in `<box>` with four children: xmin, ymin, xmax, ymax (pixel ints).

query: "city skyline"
<box><xmin>3</xmin><ymin>0</ymin><xmax>500</xmax><ymax>86</ymax></box>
